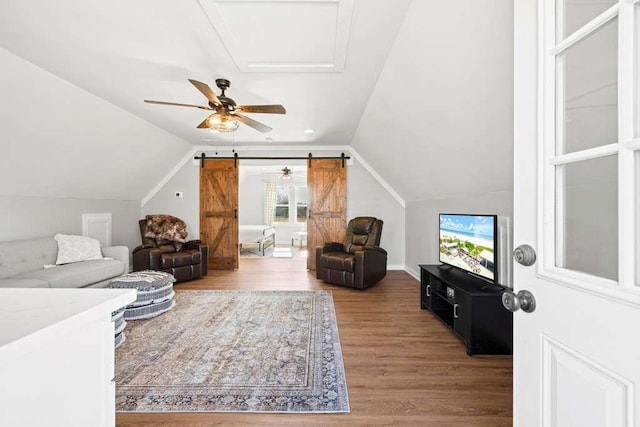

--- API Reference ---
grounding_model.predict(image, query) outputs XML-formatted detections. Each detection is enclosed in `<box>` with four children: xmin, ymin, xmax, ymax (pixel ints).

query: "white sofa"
<box><xmin>0</xmin><ymin>237</ymin><xmax>128</xmax><ymax>288</ymax></box>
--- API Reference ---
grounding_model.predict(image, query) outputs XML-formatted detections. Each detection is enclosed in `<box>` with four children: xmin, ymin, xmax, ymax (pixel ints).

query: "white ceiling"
<box><xmin>0</xmin><ymin>0</ymin><xmax>516</xmax><ymax>204</ymax></box>
<box><xmin>0</xmin><ymin>0</ymin><xmax>412</xmax><ymax>146</ymax></box>
<box><xmin>200</xmin><ymin>0</ymin><xmax>354</xmax><ymax>72</ymax></box>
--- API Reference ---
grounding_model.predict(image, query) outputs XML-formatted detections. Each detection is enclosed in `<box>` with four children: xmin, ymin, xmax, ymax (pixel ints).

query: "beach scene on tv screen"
<box><xmin>439</xmin><ymin>214</ymin><xmax>495</xmax><ymax>281</ymax></box>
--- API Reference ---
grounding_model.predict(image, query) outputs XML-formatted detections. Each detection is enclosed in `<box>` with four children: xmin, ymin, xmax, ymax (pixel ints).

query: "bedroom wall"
<box><xmin>143</xmin><ymin>149</ymin><xmax>406</xmax><ymax>267</ymax></box>
<box><xmin>0</xmin><ymin>196</ymin><xmax>141</xmax><ymax>251</ymax></box>
<box><xmin>404</xmin><ymin>190</ymin><xmax>513</xmax><ymax>282</ymax></box>
<box><xmin>239</xmin><ymin>174</ymin><xmax>265</xmax><ymax>226</ymax></box>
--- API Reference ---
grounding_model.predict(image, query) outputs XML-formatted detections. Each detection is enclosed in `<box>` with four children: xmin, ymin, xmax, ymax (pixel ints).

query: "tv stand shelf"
<box><xmin>420</xmin><ymin>264</ymin><xmax>512</xmax><ymax>356</ymax></box>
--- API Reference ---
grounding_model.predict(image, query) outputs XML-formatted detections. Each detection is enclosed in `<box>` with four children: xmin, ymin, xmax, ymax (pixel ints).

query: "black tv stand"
<box><xmin>480</xmin><ymin>283</ymin><xmax>504</xmax><ymax>292</ymax></box>
<box><xmin>420</xmin><ymin>264</ymin><xmax>512</xmax><ymax>355</ymax></box>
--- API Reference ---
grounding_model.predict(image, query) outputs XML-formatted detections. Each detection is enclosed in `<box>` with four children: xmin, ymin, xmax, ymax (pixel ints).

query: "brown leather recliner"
<box><xmin>316</xmin><ymin>217</ymin><xmax>387</xmax><ymax>289</ymax></box>
<box><xmin>132</xmin><ymin>219</ymin><xmax>208</xmax><ymax>283</ymax></box>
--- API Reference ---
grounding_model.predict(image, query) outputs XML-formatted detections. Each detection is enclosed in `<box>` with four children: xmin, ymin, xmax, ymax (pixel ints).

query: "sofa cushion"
<box><xmin>15</xmin><ymin>259</ymin><xmax>125</xmax><ymax>288</ymax></box>
<box><xmin>0</xmin><ymin>278</ymin><xmax>50</xmax><ymax>288</ymax></box>
<box><xmin>0</xmin><ymin>237</ymin><xmax>58</xmax><ymax>279</ymax></box>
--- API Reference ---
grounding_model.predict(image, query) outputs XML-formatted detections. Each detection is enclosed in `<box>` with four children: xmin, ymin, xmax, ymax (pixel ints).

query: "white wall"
<box><xmin>0</xmin><ymin>48</ymin><xmax>191</xmax><ymax>201</ymax></box>
<box><xmin>143</xmin><ymin>149</ymin><xmax>406</xmax><ymax>267</ymax></box>
<box><xmin>350</xmin><ymin>0</ymin><xmax>514</xmax><ymax>203</ymax></box>
<box><xmin>405</xmin><ymin>190</ymin><xmax>513</xmax><ymax>282</ymax></box>
<box><xmin>239</xmin><ymin>174</ymin><xmax>265</xmax><ymax>225</ymax></box>
<box><xmin>347</xmin><ymin>159</ymin><xmax>405</xmax><ymax>267</ymax></box>
<box><xmin>142</xmin><ymin>160</ymin><xmax>200</xmax><ymax>240</ymax></box>
<box><xmin>0</xmin><ymin>196</ymin><xmax>140</xmax><ymax>252</ymax></box>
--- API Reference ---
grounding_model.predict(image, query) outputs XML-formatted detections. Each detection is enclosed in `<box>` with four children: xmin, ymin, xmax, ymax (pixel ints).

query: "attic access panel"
<box><xmin>198</xmin><ymin>0</ymin><xmax>354</xmax><ymax>72</ymax></box>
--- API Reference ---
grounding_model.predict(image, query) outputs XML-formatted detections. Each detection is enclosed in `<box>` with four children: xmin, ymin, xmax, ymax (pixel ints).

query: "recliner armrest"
<box><xmin>132</xmin><ymin>244</ymin><xmax>154</xmax><ymax>254</ymax></box>
<box><xmin>184</xmin><ymin>240</ymin><xmax>203</xmax><ymax>250</ymax></box>
<box><xmin>322</xmin><ymin>242</ymin><xmax>345</xmax><ymax>253</ymax></box>
<box><xmin>132</xmin><ymin>246</ymin><xmax>162</xmax><ymax>272</ymax></box>
<box><xmin>353</xmin><ymin>247</ymin><xmax>388</xmax><ymax>289</ymax></box>
<box><xmin>364</xmin><ymin>246</ymin><xmax>388</xmax><ymax>256</ymax></box>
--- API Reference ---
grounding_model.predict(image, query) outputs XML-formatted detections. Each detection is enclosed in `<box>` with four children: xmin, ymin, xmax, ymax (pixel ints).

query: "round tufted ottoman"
<box><xmin>111</xmin><ymin>307</ymin><xmax>127</xmax><ymax>348</ymax></box>
<box><xmin>110</xmin><ymin>270</ymin><xmax>176</xmax><ymax>321</ymax></box>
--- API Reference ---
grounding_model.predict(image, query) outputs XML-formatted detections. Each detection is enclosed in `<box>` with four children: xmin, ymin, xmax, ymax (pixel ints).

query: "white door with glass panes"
<box><xmin>513</xmin><ymin>0</ymin><xmax>640</xmax><ymax>425</ymax></box>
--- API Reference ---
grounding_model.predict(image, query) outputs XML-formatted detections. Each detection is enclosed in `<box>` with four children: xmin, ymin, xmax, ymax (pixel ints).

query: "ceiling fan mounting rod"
<box><xmin>215</xmin><ymin>78</ymin><xmax>231</xmax><ymax>96</ymax></box>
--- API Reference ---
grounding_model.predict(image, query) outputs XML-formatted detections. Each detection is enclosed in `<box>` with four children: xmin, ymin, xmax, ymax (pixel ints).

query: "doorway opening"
<box><xmin>238</xmin><ymin>160</ymin><xmax>308</xmax><ymax>267</ymax></box>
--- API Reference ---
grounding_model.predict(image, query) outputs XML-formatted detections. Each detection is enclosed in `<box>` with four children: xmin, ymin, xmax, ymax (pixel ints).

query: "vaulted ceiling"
<box><xmin>0</xmin><ymin>0</ymin><xmax>514</xmax><ymax>202</ymax></box>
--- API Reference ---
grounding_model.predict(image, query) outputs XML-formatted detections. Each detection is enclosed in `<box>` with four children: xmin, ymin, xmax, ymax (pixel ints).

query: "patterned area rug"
<box><xmin>115</xmin><ymin>290</ymin><xmax>349</xmax><ymax>413</ymax></box>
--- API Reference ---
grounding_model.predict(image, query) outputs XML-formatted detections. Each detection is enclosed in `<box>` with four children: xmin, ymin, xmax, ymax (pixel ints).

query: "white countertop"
<box><xmin>0</xmin><ymin>288</ymin><xmax>136</xmax><ymax>358</ymax></box>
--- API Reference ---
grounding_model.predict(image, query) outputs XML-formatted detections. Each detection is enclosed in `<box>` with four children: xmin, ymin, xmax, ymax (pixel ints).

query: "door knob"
<box><xmin>513</xmin><ymin>244</ymin><xmax>536</xmax><ymax>266</ymax></box>
<box><xmin>502</xmin><ymin>289</ymin><xmax>536</xmax><ymax>313</ymax></box>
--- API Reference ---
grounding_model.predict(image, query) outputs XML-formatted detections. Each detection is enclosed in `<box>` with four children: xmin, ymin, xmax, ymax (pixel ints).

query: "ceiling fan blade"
<box><xmin>196</xmin><ymin>114</ymin><xmax>214</xmax><ymax>129</ymax></box>
<box><xmin>236</xmin><ymin>105</ymin><xmax>286</xmax><ymax>114</ymax></box>
<box><xmin>188</xmin><ymin>79</ymin><xmax>222</xmax><ymax>107</ymax></box>
<box><xmin>144</xmin><ymin>100</ymin><xmax>213</xmax><ymax>110</ymax></box>
<box><xmin>234</xmin><ymin>113</ymin><xmax>272</xmax><ymax>133</ymax></box>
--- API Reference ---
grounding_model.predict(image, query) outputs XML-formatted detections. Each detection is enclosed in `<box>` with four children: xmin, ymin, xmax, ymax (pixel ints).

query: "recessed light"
<box><xmin>265</xmin><ymin>137</ymin><xmax>273</xmax><ymax>142</ymax></box>
<box><xmin>304</xmin><ymin>129</ymin><xmax>315</xmax><ymax>134</ymax></box>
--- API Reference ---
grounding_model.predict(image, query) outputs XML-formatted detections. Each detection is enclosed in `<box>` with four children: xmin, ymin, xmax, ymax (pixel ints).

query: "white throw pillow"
<box><xmin>54</xmin><ymin>234</ymin><xmax>103</xmax><ymax>265</ymax></box>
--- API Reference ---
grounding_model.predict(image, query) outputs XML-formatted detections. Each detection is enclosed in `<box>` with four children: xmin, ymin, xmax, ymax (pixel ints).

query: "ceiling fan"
<box><xmin>144</xmin><ymin>78</ymin><xmax>286</xmax><ymax>133</ymax></box>
<box><xmin>259</xmin><ymin>166</ymin><xmax>302</xmax><ymax>181</ymax></box>
<box><xmin>280</xmin><ymin>167</ymin><xmax>292</xmax><ymax>180</ymax></box>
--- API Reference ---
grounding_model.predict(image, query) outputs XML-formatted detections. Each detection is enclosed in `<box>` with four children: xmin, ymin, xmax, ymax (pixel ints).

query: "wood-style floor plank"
<box><xmin>116</xmin><ymin>252</ymin><xmax>513</xmax><ymax>426</ymax></box>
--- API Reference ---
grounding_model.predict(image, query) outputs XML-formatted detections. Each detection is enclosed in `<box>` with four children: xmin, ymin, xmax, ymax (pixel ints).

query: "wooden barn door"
<box><xmin>200</xmin><ymin>159</ymin><xmax>238</xmax><ymax>270</ymax></box>
<box><xmin>307</xmin><ymin>158</ymin><xmax>347</xmax><ymax>270</ymax></box>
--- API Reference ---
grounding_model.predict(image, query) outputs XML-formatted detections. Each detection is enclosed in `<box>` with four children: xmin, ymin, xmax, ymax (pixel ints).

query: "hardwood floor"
<box><xmin>116</xmin><ymin>251</ymin><xmax>513</xmax><ymax>427</ymax></box>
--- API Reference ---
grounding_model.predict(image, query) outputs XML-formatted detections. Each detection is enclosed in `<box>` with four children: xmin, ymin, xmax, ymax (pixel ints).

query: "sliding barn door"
<box><xmin>307</xmin><ymin>158</ymin><xmax>347</xmax><ymax>270</ymax></box>
<box><xmin>200</xmin><ymin>159</ymin><xmax>238</xmax><ymax>270</ymax></box>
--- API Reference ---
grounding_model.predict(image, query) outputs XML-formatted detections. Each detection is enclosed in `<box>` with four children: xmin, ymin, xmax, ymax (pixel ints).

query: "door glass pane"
<box><xmin>556</xmin><ymin>0</ymin><xmax>617</xmax><ymax>39</ymax></box>
<box><xmin>557</xmin><ymin>19</ymin><xmax>618</xmax><ymax>154</ymax></box>
<box><xmin>556</xmin><ymin>155</ymin><xmax>618</xmax><ymax>281</ymax></box>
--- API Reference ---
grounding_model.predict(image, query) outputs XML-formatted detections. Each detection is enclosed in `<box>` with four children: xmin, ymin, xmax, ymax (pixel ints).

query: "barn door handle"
<box><xmin>234</xmin><ymin>208</ymin><xmax>238</xmax><ymax>219</ymax></box>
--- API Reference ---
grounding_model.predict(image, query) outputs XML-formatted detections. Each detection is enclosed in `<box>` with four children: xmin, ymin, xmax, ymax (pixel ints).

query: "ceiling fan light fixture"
<box><xmin>281</xmin><ymin>167</ymin><xmax>292</xmax><ymax>180</ymax></box>
<box><xmin>207</xmin><ymin>113</ymin><xmax>239</xmax><ymax>132</ymax></box>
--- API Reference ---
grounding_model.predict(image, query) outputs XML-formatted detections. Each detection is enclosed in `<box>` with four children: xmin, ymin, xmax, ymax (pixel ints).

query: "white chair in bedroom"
<box><xmin>291</xmin><ymin>231</ymin><xmax>307</xmax><ymax>248</ymax></box>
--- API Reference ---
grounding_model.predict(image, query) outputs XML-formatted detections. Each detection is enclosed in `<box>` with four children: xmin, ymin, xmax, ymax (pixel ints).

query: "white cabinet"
<box><xmin>0</xmin><ymin>288</ymin><xmax>136</xmax><ymax>427</ymax></box>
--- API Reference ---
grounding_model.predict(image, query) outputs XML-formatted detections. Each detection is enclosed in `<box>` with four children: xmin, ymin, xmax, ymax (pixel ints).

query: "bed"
<box><xmin>239</xmin><ymin>225</ymin><xmax>276</xmax><ymax>256</ymax></box>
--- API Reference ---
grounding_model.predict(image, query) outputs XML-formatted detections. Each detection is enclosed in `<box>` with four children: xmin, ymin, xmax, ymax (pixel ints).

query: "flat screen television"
<box><xmin>439</xmin><ymin>213</ymin><xmax>498</xmax><ymax>283</ymax></box>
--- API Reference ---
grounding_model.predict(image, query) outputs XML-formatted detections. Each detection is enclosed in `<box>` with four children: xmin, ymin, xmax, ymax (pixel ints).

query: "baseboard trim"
<box><xmin>388</xmin><ymin>265</ymin><xmax>405</xmax><ymax>271</ymax></box>
<box><xmin>404</xmin><ymin>266</ymin><xmax>420</xmax><ymax>280</ymax></box>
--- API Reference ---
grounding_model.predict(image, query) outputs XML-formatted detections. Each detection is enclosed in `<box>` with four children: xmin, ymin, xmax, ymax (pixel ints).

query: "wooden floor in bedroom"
<box><xmin>116</xmin><ymin>251</ymin><xmax>513</xmax><ymax>427</ymax></box>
